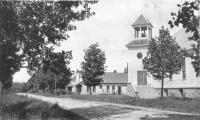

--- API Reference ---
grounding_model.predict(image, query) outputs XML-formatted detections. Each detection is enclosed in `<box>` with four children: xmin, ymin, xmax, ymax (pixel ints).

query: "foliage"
<box><xmin>0</xmin><ymin>1</ymin><xmax>97</xmax><ymax>89</ymax></box>
<box><xmin>25</xmin><ymin>51</ymin><xmax>72</xmax><ymax>93</ymax></box>
<box><xmin>26</xmin><ymin>70</ymin><xmax>51</xmax><ymax>92</ymax></box>
<box><xmin>42</xmin><ymin>51</ymin><xmax>72</xmax><ymax>90</ymax></box>
<box><xmin>0</xmin><ymin>2</ymin><xmax>23</xmax><ymax>90</ymax></box>
<box><xmin>169</xmin><ymin>1</ymin><xmax>200</xmax><ymax>76</ymax></box>
<box><xmin>10</xmin><ymin>82</ymin><xmax>26</xmax><ymax>93</ymax></box>
<box><xmin>0</xmin><ymin>95</ymin><xmax>86</xmax><ymax>120</ymax></box>
<box><xmin>143</xmin><ymin>27</ymin><xmax>184</xmax><ymax>98</ymax></box>
<box><xmin>81</xmin><ymin>43</ymin><xmax>106</xmax><ymax>94</ymax></box>
<box><xmin>15</xmin><ymin>1</ymin><xmax>97</xmax><ymax>73</ymax></box>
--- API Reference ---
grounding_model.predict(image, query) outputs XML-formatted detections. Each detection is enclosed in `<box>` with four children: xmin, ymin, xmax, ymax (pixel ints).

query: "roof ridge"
<box><xmin>132</xmin><ymin>14</ymin><xmax>153</xmax><ymax>27</ymax></box>
<box><xmin>105</xmin><ymin>72</ymin><xmax>126</xmax><ymax>74</ymax></box>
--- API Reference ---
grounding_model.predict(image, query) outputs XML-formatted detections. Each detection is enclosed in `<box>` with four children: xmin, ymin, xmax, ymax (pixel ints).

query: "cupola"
<box><xmin>126</xmin><ymin>14</ymin><xmax>153</xmax><ymax>49</ymax></box>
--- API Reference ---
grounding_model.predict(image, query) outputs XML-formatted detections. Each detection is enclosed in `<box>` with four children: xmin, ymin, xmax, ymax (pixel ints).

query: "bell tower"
<box><xmin>126</xmin><ymin>14</ymin><xmax>153</xmax><ymax>50</ymax></box>
<box><xmin>125</xmin><ymin>14</ymin><xmax>153</xmax><ymax>89</ymax></box>
<box><xmin>132</xmin><ymin>14</ymin><xmax>153</xmax><ymax>39</ymax></box>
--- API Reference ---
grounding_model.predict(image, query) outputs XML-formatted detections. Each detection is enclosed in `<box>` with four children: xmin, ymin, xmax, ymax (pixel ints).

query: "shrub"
<box><xmin>0</xmin><ymin>94</ymin><xmax>86</xmax><ymax>120</ymax></box>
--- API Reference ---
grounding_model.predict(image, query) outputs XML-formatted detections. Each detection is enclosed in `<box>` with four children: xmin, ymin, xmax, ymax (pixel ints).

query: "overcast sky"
<box><xmin>14</xmin><ymin>0</ymin><xmax>184</xmax><ymax>83</ymax></box>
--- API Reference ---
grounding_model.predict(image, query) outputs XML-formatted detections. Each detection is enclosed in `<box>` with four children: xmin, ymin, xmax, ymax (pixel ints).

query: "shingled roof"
<box><xmin>102</xmin><ymin>72</ymin><xmax>128</xmax><ymax>84</ymax></box>
<box><xmin>126</xmin><ymin>39</ymin><xmax>150</xmax><ymax>48</ymax></box>
<box><xmin>132</xmin><ymin>14</ymin><xmax>153</xmax><ymax>27</ymax></box>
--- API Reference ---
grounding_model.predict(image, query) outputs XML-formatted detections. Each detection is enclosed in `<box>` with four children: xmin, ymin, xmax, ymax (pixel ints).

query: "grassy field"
<box><xmin>61</xmin><ymin>94</ymin><xmax>200</xmax><ymax>113</ymax></box>
<box><xmin>71</xmin><ymin>105</ymin><xmax>137</xmax><ymax>119</ymax></box>
<box><xmin>0</xmin><ymin>94</ymin><xmax>86</xmax><ymax>120</ymax></box>
<box><xmin>141</xmin><ymin>114</ymin><xmax>200</xmax><ymax>120</ymax></box>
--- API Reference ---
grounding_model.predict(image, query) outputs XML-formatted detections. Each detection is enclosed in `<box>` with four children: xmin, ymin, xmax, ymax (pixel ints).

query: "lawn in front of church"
<box><xmin>141</xmin><ymin>114</ymin><xmax>200</xmax><ymax>120</ymax></box>
<box><xmin>57</xmin><ymin>94</ymin><xmax>200</xmax><ymax>113</ymax></box>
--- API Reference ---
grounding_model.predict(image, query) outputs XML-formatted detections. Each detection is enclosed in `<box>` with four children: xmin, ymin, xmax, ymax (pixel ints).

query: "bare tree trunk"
<box><xmin>161</xmin><ymin>73</ymin><xmax>164</xmax><ymax>98</ymax></box>
<box><xmin>89</xmin><ymin>86</ymin><xmax>92</xmax><ymax>95</ymax></box>
<box><xmin>0</xmin><ymin>81</ymin><xmax>1</xmax><ymax>95</ymax></box>
<box><xmin>54</xmin><ymin>74</ymin><xmax>57</xmax><ymax>95</ymax></box>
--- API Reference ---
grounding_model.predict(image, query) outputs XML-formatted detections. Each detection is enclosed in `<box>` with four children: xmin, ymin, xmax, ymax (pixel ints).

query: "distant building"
<box><xmin>67</xmin><ymin>71</ymin><xmax>129</xmax><ymax>95</ymax></box>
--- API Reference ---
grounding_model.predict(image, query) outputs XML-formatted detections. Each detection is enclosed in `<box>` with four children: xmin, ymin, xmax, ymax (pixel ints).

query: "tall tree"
<box><xmin>143</xmin><ymin>27</ymin><xmax>184</xmax><ymax>98</ymax></box>
<box><xmin>0</xmin><ymin>2</ymin><xmax>23</xmax><ymax>92</ymax></box>
<box><xmin>0</xmin><ymin>1</ymin><xmax>97</xmax><ymax>90</ymax></box>
<box><xmin>169</xmin><ymin>1</ymin><xmax>200</xmax><ymax>76</ymax></box>
<box><xmin>15</xmin><ymin>1</ymin><xmax>97</xmax><ymax>73</ymax></box>
<box><xmin>42</xmin><ymin>50</ymin><xmax>72</xmax><ymax>93</ymax></box>
<box><xmin>81</xmin><ymin>43</ymin><xmax>106</xmax><ymax>94</ymax></box>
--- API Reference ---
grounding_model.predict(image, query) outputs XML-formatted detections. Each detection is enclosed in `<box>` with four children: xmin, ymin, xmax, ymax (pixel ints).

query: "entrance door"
<box><xmin>68</xmin><ymin>87</ymin><xmax>72</xmax><ymax>93</ymax></box>
<box><xmin>76</xmin><ymin>85</ymin><xmax>82</xmax><ymax>94</ymax></box>
<box><xmin>118</xmin><ymin>86</ymin><xmax>121</xmax><ymax>95</ymax></box>
<box><xmin>137</xmin><ymin>71</ymin><xmax>147</xmax><ymax>85</ymax></box>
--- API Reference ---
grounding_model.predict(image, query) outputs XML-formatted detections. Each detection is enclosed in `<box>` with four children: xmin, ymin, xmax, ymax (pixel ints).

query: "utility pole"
<box><xmin>54</xmin><ymin>73</ymin><xmax>57</xmax><ymax>95</ymax></box>
<box><xmin>0</xmin><ymin>46</ymin><xmax>2</xmax><ymax>95</ymax></box>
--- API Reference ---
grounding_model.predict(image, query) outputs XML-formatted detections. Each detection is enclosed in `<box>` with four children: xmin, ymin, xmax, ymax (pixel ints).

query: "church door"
<box><xmin>137</xmin><ymin>71</ymin><xmax>147</xmax><ymax>85</ymax></box>
<box><xmin>118</xmin><ymin>86</ymin><xmax>121</xmax><ymax>95</ymax></box>
<box><xmin>76</xmin><ymin>85</ymin><xmax>82</xmax><ymax>94</ymax></box>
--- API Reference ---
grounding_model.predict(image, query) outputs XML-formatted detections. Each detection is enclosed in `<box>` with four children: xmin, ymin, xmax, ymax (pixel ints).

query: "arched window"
<box><xmin>135</xmin><ymin>27</ymin><xmax>140</xmax><ymax>38</ymax></box>
<box><xmin>141</xmin><ymin>26</ymin><xmax>147</xmax><ymax>37</ymax></box>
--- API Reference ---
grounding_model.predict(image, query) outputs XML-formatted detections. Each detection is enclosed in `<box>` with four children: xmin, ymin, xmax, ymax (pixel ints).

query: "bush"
<box><xmin>0</xmin><ymin>94</ymin><xmax>86</xmax><ymax>120</ymax></box>
<box><xmin>29</xmin><ymin>88</ymin><xmax>38</xmax><ymax>93</ymax></box>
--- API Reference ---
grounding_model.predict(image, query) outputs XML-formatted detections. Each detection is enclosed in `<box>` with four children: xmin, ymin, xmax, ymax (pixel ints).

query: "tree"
<box><xmin>26</xmin><ymin>70</ymin><xmax>50</xmax><ymax>92</ymax></box>
<box><xmin>11</xmin><ymin>82</ymin><xmax>26</xmax><ymax>93</ymax></box>
<box><xmin>15</xmin><ymin>1</ymin><xmax>97</xmax><ymax>73</ymax></box>
<box><xmin>143</xmin><ymin>27</ymin><xmax>184</xmax><ymax>98</ymax></box>
<box><xmin>0</xmin><ymin>2</ymin><xmax>23</xmax><ymax>92</ymax></box>
<box><xmin>169</xmin><ymin>1</ymin><xmax>200</xmax><ymax>76</ymax></box>
<box><xmin>0</xmin><ymin>1</ymin><xmax>97</xmax><ymax>90</ymax></box>
<box><xmin>81</xmin><ymin>43</ymin><xmax>106</xmax><ymax>94</ymax></box>
<box><xmin>42</xmin><ymin>51</ymin><xmax>72</xmax><ymax>94</ymax></box>
<box><xmin>26</xmin><ymin>50</ymin><xmax>72</xmax><ymax>94</ymax></box>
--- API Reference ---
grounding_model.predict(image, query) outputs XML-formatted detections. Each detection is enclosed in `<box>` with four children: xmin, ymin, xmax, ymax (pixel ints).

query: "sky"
<box><xmin>13</xmin><ymin>0</ymin><xmax>184</xmax><ymax>83</ymax></box>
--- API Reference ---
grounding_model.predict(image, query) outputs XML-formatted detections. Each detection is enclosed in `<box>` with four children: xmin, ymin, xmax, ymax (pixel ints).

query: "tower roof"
<box><xmin>132</xmin><ymin>14</ymin><xmax>153</xmax><ymax>27</ymax></box>
<box><xmin>125</xmin><ymin>39</ymin><xmax>149</xmax><ymax>48</ymax></box>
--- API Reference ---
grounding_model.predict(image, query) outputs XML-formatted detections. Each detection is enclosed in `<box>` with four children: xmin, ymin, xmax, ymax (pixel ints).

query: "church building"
<box><xmin>125</xmin><ymin>14</ymin><xmax>200</xmax><ymax>98</ymax></box>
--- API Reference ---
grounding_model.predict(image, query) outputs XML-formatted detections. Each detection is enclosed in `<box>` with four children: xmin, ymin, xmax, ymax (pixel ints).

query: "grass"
<box><xmin>141</xmin><ymin>114</ymin><xmax>200</xmax><ymax>120</ymax></box>
<box><xmin>60</xmin><ymin>94</ymin><xmax>200</xmax><ymax>113</ymax></box>
<box><xmin>71</xmin><ymin>105</ymin><xmax>137</xmax><ymax>119</ymax></box>
<box><xmin>0</xmin><ymin>94</ymin><xmax>86</xmax><ymax>120</ymax></box>
<box><xmin>0</xmin><ymin>94</ymin><xmax>138</xmax><ymax>120</ymax></box>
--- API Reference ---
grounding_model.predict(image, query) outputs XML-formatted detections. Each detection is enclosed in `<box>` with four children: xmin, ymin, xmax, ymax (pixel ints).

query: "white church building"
<box><xmin>67</xmin><ymin>14</ymin><xmax>200</xmax><ymax>99</ymax></box>
<box><xmin>125</xmin><ymin>14</ymin><xmax>200</xmax><ymax>98</ymax></box>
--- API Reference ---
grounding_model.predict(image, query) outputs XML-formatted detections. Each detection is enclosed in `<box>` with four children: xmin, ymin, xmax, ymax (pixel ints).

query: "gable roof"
<box><xmin>132</xmin><ymin>14</ymin><xmax>153</xmax><ymax>27</ymax></box>
<box><xmin>102</xmin><ymin>72</ymin><xmax>128</xmax><ymax>84</ymax></box>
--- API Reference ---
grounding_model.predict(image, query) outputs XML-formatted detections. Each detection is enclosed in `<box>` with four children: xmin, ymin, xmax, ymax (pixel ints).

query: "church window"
<box><xmin>135</xmin><ymin>27</ymin><xmax>140</xmax><ymax>38</ymax></box>
<box><xmin>149</xmin><ymin>28</ymin><xmax>152</xmax><ymax>38</ymax></box>
<box><xmin>137</xmin><ymin>52</ymin><xmax>143</xmax><ymax>59</ymax></box>
<box><xmin>141</xmin><ymin>26</ymin><xmax>147</xmax><ymax>37</ymax></box>
<box><xmin>182</xmin><ymin>58</ymin><xmax>186</xmax><ymax>79</ymax></box>
<box><xmin>93</xmin><ymin>86</ymin><xmax>96</xmax><ymax>92</ymax></box>
<box><xmin>112</xmin><ymin>85</ymin><xmax>115</xmax><ymax>94</ymax></box>
<box><xmin>107</xmin><ymin>85</ymin><xmax>110</xmax><ymax>93</ymax></box>
<box><xmin>169</xmin><ymin>74</ymin><xmax>172</xmax><ymax>80</ymax></box>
